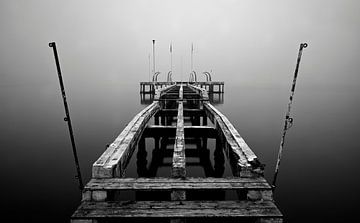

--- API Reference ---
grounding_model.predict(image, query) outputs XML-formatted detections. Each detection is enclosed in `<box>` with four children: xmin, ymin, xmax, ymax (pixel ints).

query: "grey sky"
<box><xmin>0</xmin><ymin>0</ymin><xmax>359</xmax><ymax>89</ymax></box>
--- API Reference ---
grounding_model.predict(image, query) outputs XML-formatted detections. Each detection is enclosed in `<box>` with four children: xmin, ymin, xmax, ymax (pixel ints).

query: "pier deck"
<box><xmin>71</xmin><ymin>82</ymin><xmax>282</xmax><ymax>223</ymax></box>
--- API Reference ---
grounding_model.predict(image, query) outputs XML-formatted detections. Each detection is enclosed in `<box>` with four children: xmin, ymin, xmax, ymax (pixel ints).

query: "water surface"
<box><xmin>1</xmin><ymin>79</ymin><xmax>359</xmax><ymax>222</ymax></box>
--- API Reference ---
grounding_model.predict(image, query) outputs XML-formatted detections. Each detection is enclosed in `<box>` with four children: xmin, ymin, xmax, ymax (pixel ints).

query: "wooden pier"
<box><xmin>140</xmin><ymin>81</ymin><xmax>224</xmax><ymax>94</ymax></box>
<box><xmin>71</xmin><ymin>82</ymin><xmax>283</xmax><ymax>223</ymax></box>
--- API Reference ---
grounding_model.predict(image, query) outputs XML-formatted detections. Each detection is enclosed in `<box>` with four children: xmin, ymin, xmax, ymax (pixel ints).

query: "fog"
<box><xmin>1</xmin><ymin>0</ymin><xmax>359</xmax><ymax>88</ymax></box>
<box><xmin>1</xmin><ymin>1</ymin><xmax>360</xmax><ymax>222</ymax></box>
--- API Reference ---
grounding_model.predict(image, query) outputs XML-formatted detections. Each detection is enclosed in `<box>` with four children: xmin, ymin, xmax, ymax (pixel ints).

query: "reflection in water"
<box><xmin>208</xmin><ymin>92</ymin><xmax>224</xmax><ymax>104</ymax></box>
<box><xmin>134</xmin><ymin>133</ymin><xmax>226</xmax><ymax>201</ymax></box>
<box><xmin>140</xmin><ymin>93</ymin><xmax>154</xmax><ymax>105</ymax></box>
<box><xmin>140</xmin><ymin>92</ymin><xmax>224</xmax><ymax>105</ymax></box>
<box><xmin>136</xmin><ymin>135</ymin><xmax>225</xmax><ymax>179</ymax></box>
<box><xmin>134</xmin><ymin>85</ymin><xmax>229</xmax><ymax>201</ymax></box>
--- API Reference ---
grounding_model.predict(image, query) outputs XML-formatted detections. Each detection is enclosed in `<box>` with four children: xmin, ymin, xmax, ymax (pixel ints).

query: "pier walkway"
<box><xmin>71</xmin><ymin>82</ymin><xmax>283</xmax><ymax>223</ymax></box>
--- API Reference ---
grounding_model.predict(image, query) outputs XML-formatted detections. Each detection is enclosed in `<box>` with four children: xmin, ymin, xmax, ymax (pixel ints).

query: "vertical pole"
<box><xmin>152</xmin><ymin>40</ymin><xmax>156</xmax><ymax>81</ymax></box>
<box><xmin>171</xmin><ymin>42</ymin><xmax>173</xmax><ymax>82</ymax></box>
<box><xmin>48</xmin><ymin>42</ymin><xmax>84</xmax><ymax>191</ymax></box>
<box><xmin>191</xmin><ymin>43</ymin><xmax>194</xmax><ymax>72</ymax></box>
<box><xmin>272</xmin><ymin>43</ymin><xmax>308</xmax><ymax>188</ymax></box>
<box><xmin>180</xmin><ymin>56</ymin><xmax>183</xmax><ymax>82</ymax></box>
<box><xmin>148</xmin><ymin>53</ymin><xmax>151</xmax><ymax>82</ymax></box>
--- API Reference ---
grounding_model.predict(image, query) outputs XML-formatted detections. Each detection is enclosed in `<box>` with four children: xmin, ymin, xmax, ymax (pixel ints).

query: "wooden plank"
<box><xmin>92</xmin><ymin>102</ymin><xmax>159</xmax><ymax>178</ymax></box>
<box><xmin>206</xmin><ymin>102</ymin><xmax>258</xmax><ymax>163</ymax></box>
<box><xmin>172</xmin><ymin>89</ymin><xmax>185</xmax><ymax>178</ymax></box>
<box><xmin>71</xmin><ymin>200</ymin><xmax>282</xmax><ymax>219</ymax></box>
<box><xmin>82</xmin><ymin>177</ymin><xmax>273</xmax><ymax>202</ymax></box>
<box><xmin>171</xmin><ymin>85</ymin><xmax>186</xmax><ymax>200</ymax></box>
<box><xmin>92</xmin><ymin>84</ymin><xmax>177</xmax><ymax>179</ymax></box>
<box><xmin>203</xmin><ymin>102</ymin><xmax>263</xmax><ymax>177</ymax></box>
<box><xmin>188</xmin><ymin>84</ymin><xmax>209</xmax><ymax>100</ymax></box>
<box><xmin>92</xmin><ymin>102</ymin><xmax>158</xmax><ymax>178</ymax></box>
<box><xmin>154</xmin><ymin>84</ymin><xmax>177</xmax><ymax>100</ymax></box>
<box><xmin>84</xmin><ymin>177</ymin><xmax>271</xmax><ymax>190</ymax></box>
<box><xmin>107</xmin><ymin>104</ymin><xmax>159</xmax><ymax>176</ymax></box>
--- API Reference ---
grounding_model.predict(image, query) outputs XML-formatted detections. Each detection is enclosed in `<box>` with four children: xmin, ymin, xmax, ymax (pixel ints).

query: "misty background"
<box><xmin>1</xmin><ymin>0</ymin><xmax>360</xmax><ymax>222</ymax></box>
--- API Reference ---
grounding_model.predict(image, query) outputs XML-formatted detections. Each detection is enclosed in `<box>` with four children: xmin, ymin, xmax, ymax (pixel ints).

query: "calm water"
<box><xmin>1</xmin><ymin>0</ymin><xmax>359</xmax><ymax>222</ymax></box>
<box><xmin>1</xmin><ymin>80</ymin><xmax>359</xmax><ymax>222</ymax></box>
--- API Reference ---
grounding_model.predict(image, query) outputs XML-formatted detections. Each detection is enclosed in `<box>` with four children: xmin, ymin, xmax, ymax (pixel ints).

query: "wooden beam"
<box><xmin>172</xmin><ymin>91</ymin><xmax>185</xmax><ymax>178</ymax></box>
<box><xmin>92</xmin><ymin>85</ymin><xmax>180</xmax><ymax>179</ymax></box>
<box><xmin>71</xmin><ymin>200</ymin><xmax>283</xmax><ymax>219</ymax></box>
<box><xmin>154</xmin><ymin>84</ymin><xmax>177</xmax><ymax>100</ymax></box>
<box><xmin>92</xmin><ymin>102</ymin><xmax>160</xmax><ymax>178</ymax></box>
<box><xmin>84</xmin><ymin>177</ymin><xmax>271</xmax><ymax>190</ymax></box>
<box><xmin>204</xmin><ymin>102</ymin><xmax>263</xmax><ymax>177</ymax></box>
<box><xmin>82</xmin><ymin>177</ymin><xmax>273</xmax><ymax>202</ymax></box>
<box><xmin>171</xmin><ymin>85</ymin><xmax>186</xmax><ymax>200</ymax></box>
<box><xmin>188</xmin><ymin>84</ymin><xmax>209</xmax><ymax>100</ymax></box>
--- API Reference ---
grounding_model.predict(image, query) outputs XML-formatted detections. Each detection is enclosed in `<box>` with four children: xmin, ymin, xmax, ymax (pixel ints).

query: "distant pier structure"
<box><xmin>140</xmin><ymin>81</ymin><xmax>224</xmax><ymax>94</ymax></box>
<box><xmin>140</xmin><ymin>81</ymin><xmax>224</xmax><ymax>105</ymax></box>
<box><xmin>71</xmin><ymin>78</ymin><xmax>283</xmax><ymax>222</ymax></box>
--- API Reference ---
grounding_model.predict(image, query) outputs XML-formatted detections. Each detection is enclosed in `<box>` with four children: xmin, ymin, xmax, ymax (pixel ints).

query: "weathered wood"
<box><xmin>84</xmin><ymin>177</ymin><xmax>271</xmax><ymax>190</ymax></box>
<box><xmin>188</xmin><ymin>84</ymin><xmax>209</xmax><ymax>100</ymax></box>
<box><xmin>75</xmin><ymin>82</ymin><xmax>282</xmax><ymax>222</ymax></box>
<box><xmin>172</xmin><ymin>91</ymin><xmax>185</xmax><ymax>178</ymax></box>
<box><xmin>171</xmin><ymin>85</ymin><xmax>186</xmax><ymax>200</ymax></box>
<box><xmin>248</xmin><ymin>190</ymin><xmax>273</xmax><ymax>201</ymax></box>
<box><xmin>71</xmin><ymin>200</ymin><xmax>283</xmax><ymax>219</ymax></box>
<box><xmin>82</xmin><ymin>177</ymin><xmax>273</xmax><ymax>202</ymax></box>
<box><xmin>204</xmin><ymin>102</ymin><xmax>263</xmax><ymax>177</ymax></box>
<box><xmin>92</xmin><ymin>102</ymin><xmax>160</xmax><ymax>178</ymax></box>
<box><xmin>154</xmin><ymin>84</ymin><xmax>177</xmax><ymax>100</ymax></box>
<box><xmin>92</xmin><ymin>83</ymin><xmax>177</xmax><ymax>179</ymax></box>
<box><xmin>91</xmin><ymin>191</ymin><xmax>107</xmax><ymax>202</ymax></box>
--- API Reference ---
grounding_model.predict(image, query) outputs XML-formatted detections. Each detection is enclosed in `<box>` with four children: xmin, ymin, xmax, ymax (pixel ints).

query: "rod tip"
<box><xmin>301</xmin><ymin>43</ymin><xmax>308</xmax><ymax>48</ymax></box>
<box><xmin>49</xmin><ymin>42</ymin><xmax>55</xmax><ymax>47</ymax></box>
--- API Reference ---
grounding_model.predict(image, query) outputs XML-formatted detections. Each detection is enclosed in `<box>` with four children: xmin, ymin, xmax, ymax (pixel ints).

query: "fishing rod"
<box><xmin>49</xmin><ymin>42</ymin><xmax>84</xmax><ymax>191</ymax></box>
<box><xmin>272</xmin><ymin>42</ymin><xmax>308</xmax><ymax>189</ymax></box>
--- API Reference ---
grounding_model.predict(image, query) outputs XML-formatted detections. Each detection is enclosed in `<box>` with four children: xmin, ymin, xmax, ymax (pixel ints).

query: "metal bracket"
<box><xmin>286</xmin><ymin>117</ymin><xmax>294</xmax><ymax>130</ymax></box>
